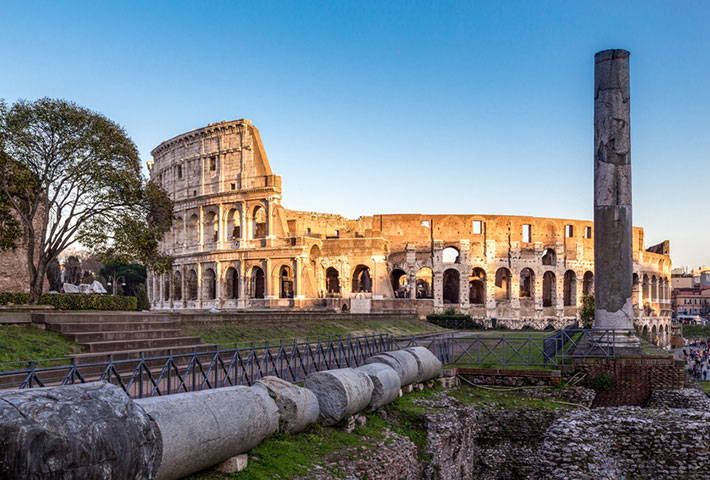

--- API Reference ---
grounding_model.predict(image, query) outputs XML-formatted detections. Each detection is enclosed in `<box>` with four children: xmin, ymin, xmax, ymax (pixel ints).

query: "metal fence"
<box><xmin>0</xmin><ymin>334</ymin><xmax>395</xmax><ymax>398</ymax></box>
<box><xmin>0</xmin><ymin>329</ymin><xmax>617</xmax><ymax>398</ymax></box>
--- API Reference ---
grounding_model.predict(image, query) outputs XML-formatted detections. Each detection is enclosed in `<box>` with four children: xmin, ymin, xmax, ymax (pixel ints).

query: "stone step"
<box><xmin>47</xmin><ymin>321</ymin><xmax>180</xmax><ymax>334</ymax></box>
<box><xmin>41</xmin><ymin>313</ymin><xmax>173</xmax><ymax>324</ymax></box>
<box><xmin>66</xmin><ymin>329</ymin><xmax>187</xmax><ymax>343</ymax></box>
<box><xmin>69</xmin><ymin>343</ymin><xmax>220</xmax><ymax>365</ymax></box>
<box><xmin>84</xmin><ymin>336</ymin><xmax>205</xmax><ymax>353</ymax></box>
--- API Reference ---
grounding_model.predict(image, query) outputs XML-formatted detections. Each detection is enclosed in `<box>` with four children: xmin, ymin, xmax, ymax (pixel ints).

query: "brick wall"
<box><xmin>571</xmin><ymin>355</ymin><xmax>686</xmax><ymax>407</ymax></box>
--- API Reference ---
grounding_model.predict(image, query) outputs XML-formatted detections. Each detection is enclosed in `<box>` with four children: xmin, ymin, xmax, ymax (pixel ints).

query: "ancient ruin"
<box><xmin>146</xmin><ymin>119</ymin><xmax>672</xmax><ymax>344</ymax></box>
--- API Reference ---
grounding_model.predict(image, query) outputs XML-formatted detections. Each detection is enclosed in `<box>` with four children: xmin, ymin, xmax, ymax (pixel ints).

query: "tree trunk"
<box><xmin>28</xmin><ymin>257</ymin><xmax>47</xmax><ymax>304</ymax></box>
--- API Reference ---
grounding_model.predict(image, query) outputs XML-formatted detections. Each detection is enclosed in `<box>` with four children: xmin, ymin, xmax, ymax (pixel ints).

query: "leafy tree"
<box><xmin>0</xmin><ymin>98</ymin><xmax>173</xmax><ymax>303</ymax></box>
<box><xmin>100</xmin><ymin>261</ymin><xmax>146</xmax><ymax>297</ymax></box>
<box><xmin>580</xmin><ymin>294</ymin><xmax>595</xmax><ymax>328</ymax></box>
<box><xmin>136</xmin><ymin>283</ymin><xmax>150</xmax><ymax>311</ymax></box>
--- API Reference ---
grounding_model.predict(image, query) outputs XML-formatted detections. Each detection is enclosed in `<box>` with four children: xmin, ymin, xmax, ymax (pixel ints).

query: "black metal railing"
<box><xmin>0</xmin><ymin>329</ymin><xmax>618</xmax><ymax>398</ymax></box>
<box><xmin>0</xmin><ymin>334</ymin><xmax>394</xmax><ymax>399</ymax></box>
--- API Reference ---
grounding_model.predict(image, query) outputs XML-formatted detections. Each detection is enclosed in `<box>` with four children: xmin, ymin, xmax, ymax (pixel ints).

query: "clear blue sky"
<box><xmin>1</xmin><ymin>1</ymin><xmax>708</xmax><ymax>268</ymax></box>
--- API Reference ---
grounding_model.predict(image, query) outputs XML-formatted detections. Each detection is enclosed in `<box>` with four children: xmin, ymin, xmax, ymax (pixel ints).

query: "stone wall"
<box><xmin>539</xmin><ymin>406</ymin><xmax>710</xmax><ymax>480</ymax></box>
<box><xmin>571</xmin><ymin>355</ymin><xmax>686</xmax><ymax>407</ymax></box>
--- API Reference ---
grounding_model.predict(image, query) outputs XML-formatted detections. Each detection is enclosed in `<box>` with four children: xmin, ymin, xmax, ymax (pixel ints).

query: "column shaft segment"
<box><xmin>593</xmin><ymin>49</ymin><xmax>639</xmax><ymax>348</ymax></box>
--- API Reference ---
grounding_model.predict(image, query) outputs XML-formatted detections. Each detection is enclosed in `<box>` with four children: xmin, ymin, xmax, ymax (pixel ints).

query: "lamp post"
<box><xmin>107</xmin><ymin>275</ymin><xmax>126</xmax><ymax>296</ymax></box>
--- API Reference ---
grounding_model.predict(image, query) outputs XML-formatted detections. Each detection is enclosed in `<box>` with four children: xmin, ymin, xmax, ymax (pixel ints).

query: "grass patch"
<box><xmin>682</xmin><ymin>324</ymin><xmax>710</xmax><ymax>339</ymax></box>
<box><xmin>447</xmin><ymin>384</ymin><xmax>572</xmax><ymax>410</ymax></box>
<box><xmin>181</xmin><ymin>317</ymin><xmax>447</xmax><ymax>346</ymax></box>
<box><xmin>0</xmin><ymin>325</ymin><xmax>85</xmax><ymax>370</ymax></box>
<box><xmin>699</xmin><ymin>381</ymin><xmax>710</xmax><ymax>396</ymax></box>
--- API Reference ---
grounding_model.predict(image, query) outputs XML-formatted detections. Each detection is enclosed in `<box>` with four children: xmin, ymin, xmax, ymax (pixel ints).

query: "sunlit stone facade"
<box><xmin>147</xmin><ymin>120</ymin><xmax>672</xmax><ymax>345</ymax></box>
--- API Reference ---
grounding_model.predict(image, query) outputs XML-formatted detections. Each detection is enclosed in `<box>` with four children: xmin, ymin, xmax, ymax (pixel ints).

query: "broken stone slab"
<box><xmin>355</xmin><ymin>363</ymin><xmax>401</xmax><ymax>409</ymax></box>
<box><xmin>136</xmin><ymin>385</ymin><xmax>278</xmax><ymax>480</ymax></box>
<box><xmin>254</xmin><ymin>376</ymin><xmax>320</xmax><ymax>433</ymax></box>
<box><xmin>304</xmin><ymin>368</ymin><xmax>374</xmax><ymax>426</ymax></box>
<box><xmin>365</xmin><ymin>350</ymin><xmax>419</xmax><ymax>386</ymax></box>
<box><xmin>405</xmin><ymin>346</ymin><xmax>443</xmax><ymax>382</ymax></box>
<box><xmin>0</xmin><ymin>382</ymin><xmax>161</xmax><ymax>480</ymax></box>
<box><xmin>215</xmin><ymin>454</ymin><xmax>248</xmax><ymax>474</ymax></box>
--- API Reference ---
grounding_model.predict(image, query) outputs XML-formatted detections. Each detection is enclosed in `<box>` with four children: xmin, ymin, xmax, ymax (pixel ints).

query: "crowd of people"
<box><xmin>683</xmin><ymin>341</ymin><xmax>709</xmax><ymax>381</ymax></box>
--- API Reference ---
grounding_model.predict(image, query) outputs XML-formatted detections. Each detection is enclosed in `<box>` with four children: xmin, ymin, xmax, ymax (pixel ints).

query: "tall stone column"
<box><xmin>593</xmin><ymin>49</ymin><xmax>639</xmax><ymax>350</ymax></box>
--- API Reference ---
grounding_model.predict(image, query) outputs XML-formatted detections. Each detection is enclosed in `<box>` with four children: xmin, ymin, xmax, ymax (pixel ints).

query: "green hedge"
<box><xmin>426</xmin><ymin>314</ymin><xmax>484</xmax><ymax>330</ymax></box>
<box><xmin>0</xmin><ymin>292</ymin><xmax>137</xmax><ymax>311</ymax></box>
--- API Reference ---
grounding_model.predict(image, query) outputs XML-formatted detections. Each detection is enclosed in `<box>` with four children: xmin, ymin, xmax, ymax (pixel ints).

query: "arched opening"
<box><xmin>563</xmin><ymin>270</ymin><xmax>576</xmax><ymax>306</ymax></box>
<box><xmin>520</xmin><ymin>268</ymin><xmax>535</xmax><ymax>298</ymax></box>
<box><xmin>443</xmin><ymin>269</ymin><xmax>460</xmax><ymax>304</ymax></box>
<box><xmin>173</xmin><ymin>271</ymin><xmax>182</xmax><ymax>301</ymax></box>
<box><xmin>173</xmin><ymin>217</ymin><xmax>184</xmax><ymax>246</ymax></box>
<box><xmin>642</xmin><ymin>325</ymin><xmax>649</xmax><ymax>341</ymax></box>
<box><xmin>187</xmin><ymin>269</ymin><xmax>198</xmax><ymax>300</ymax></box>
<box><xmin>583</xmin><ymin>271</ymin><xmax>594</xmax><ymax>296</ymax></box>
<box><xmin>163</xmin><ymin>273</ymin><xmax>170</xmax><ymax>301</ymax></box>
<box><xmin>280</xmin><ymin>265</ymin><xmax>294</xmax><ymax>298</ymax></box>
<box><xmin>651</xmin><ymin>324</ymin><xmax>658</xmax><ymax>345</ymax></box>
<box><xmin>495</xmin><ymin>268</ymin><xmax>512</xmax><ymax>300</ymax></box>
<box><xmin>415</xmin><ymin>267</ymin><xmax>433</xmax><ymax>299</ymax></box>
<box><xmin>390</xmin><ymin>268</ymin><xmax>408</xmax><ymax>298</ymax></box>
<box><xmin>542</xmin><ymin>248</ymin><xmax>556</xmax><ymax>266</ymax></box>
<box><xmin>204</xmin><ymin>211</ymin><xmax>218</xmax><ymax>243</ymax></box>
<box><xmin>226</xmin><ymin>208</ymin><xmax>241</xmax><ymax>242</ymax></box>
<box><xmin>188</xmin><ymin>214</ymin><xmax>199</xmax><ymax>245</ymax></box>
<box><xmin>252</xmin><ymin>205</ymin><xmax>266</xmax><ymax>239</ymax></box>
<box><xmin>203</xmin><ymin>268</ymin><xmax>216</xmax><ymax>300</ymax></box>
<box><xmin>325</xmin><ymin>267</ymin><xmax>340</xmax><ymax>295</ymax></box>
<box><xmin>225</xmin><ymin>267</ymin><xmax>239</xmax><ymax>299</ymax></box>
<box><xmin>542</xmin><ymin>271</ymin><xmax>556</xmax><ymax>307</ymax></box>
<box><xmin>352</xmin><ymin>265</ymin><xmax>372</xmax><ymax>293</ymax></box>
<box><xmin>442</xmin><ymin>247</ymin><xmax>460</xmax><ymax>264</ymax></box>
<box><xmin>469</xmin><ymin>268</ymin><xmax>485</xmax><ymax>304</ymax></box>
<box><xmin>250</xmin><ymin>266</ymin><xmax>265</xmax><ymax>299</ymax></box>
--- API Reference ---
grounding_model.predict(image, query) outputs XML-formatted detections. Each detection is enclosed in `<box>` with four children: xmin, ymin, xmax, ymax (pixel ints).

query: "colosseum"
<box><xmin>147</xmin><ymin>119</ymin><xmax>672</xmax><ymax>345</ymax></box>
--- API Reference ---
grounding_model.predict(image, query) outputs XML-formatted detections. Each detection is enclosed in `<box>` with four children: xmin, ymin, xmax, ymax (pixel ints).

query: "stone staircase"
<box><xmin>0</xmin><ymin>313</ymin><xmax>217</xmax><ymax>390</ymax></box>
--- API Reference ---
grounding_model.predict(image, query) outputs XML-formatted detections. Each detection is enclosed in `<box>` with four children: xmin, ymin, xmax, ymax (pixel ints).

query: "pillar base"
<box><xmin>591</xmin><ymin>328</ymin><xmax>641</xmax><ymax>355</ymax></box>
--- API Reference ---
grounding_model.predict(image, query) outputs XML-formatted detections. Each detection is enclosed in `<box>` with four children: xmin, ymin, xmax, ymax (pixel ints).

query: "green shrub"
<box><xmin>426</xmin><ymin>314</ymin><xmax>484</xmax><ymax>330</ymax></box>
<box><xmin>0</xmin><ymin>292</ymin><xmax>137</xmax><ymax>311</ymax></box>
<box><xmin>589</xmin><ymin>373</ymin><xmax>612</xmax><ymax>392</ymax></box>
<box><xmin>136</xmin><ymin>284</ymin><xmax>150</xmax><ymax>311</ymax></box>
<box><xmin>580</xmin><ymin>294</ymin><xmax>594</xmax><ymax>328</ymax></box>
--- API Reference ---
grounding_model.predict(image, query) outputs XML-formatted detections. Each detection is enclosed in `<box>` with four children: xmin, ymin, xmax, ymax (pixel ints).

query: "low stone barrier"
<box><xmin>405</xmin><ymin>346</ymin><xmax>442</xmax><ymax>382</ymax></box>
<box><xmin>255</xmin><ymin>376</ymin><xmax>320</xmax><ymax>433</ymax></box>
<box><xmin>355</xmin><ymin>363</ymin><xmax>401</xmax><ymax>409</ymax></box>
<box><xmin>0</xmin><ymin>382</ymin><xmax>161</xmax><ymax>480</ymax></box>
<box><xmin>304</xmin><ymin>367</ymin><xmax>374</xmax><ymax>425</ymax></box>
<box><xmin>136</xmin><ymin>385</ymin><xmax>278</xmax><ymax>480</ymax></box>
<box><xmin>366</xmin><ymin>350</ymin><xmax>419</xmax><ymax>386</ymax></box>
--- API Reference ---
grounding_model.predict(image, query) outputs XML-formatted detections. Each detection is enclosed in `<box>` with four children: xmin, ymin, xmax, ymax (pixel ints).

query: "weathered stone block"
<box><xmin>355</xmin><ymin>363</ymin><xmax>401</xmax><ymax>409</ymax></box>
<box><xmin>255</xmin><ymin>376</ymin><xmax>320</xmax><ymax>433</ymax></box>
<box><xmin>304</xmin><ymin>368</ymin><xmax>374</xmax><ymax>426</ymax></box>
<box><xmin>405</xmin><ymin>346</ymin><xmax>442</xmax><ymax>382</ymax></box>
<box><xmin>215</xmin><ymin>454</ymin><xmax>248</xmax><ymax>473</ymax></box>
<box><xmin>0</xmin><ymin>382</ymin><xmax>161</xmax><ymax>480</ymax></box>
<box><xmin>136</xmin><ymin>385</ymin><xmax>278</xmax><ymax>480</ymax></box>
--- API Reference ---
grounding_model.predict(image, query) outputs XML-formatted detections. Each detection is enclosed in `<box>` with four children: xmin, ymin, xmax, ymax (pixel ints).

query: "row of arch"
<box><xmin>172</xmin><ymin>204</ymin><xmax>268</xmax><ymax>247</ymax></box>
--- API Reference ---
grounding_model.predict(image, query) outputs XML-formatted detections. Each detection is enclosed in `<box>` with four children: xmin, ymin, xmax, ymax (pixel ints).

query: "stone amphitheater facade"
<box><xmin>147</xmin><ymin>120</ymin><xmax>672</xmax><ymax>345</ymax></box>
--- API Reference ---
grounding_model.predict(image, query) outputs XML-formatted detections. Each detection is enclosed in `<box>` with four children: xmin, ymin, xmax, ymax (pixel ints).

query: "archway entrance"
<box><xmin>469</xmin><ymin>268</ymin><xmax>485</xmax><ymax>304</ymax></box>
<box><xmin>542</xmin><ymin>271</ymin><xmax>556</xmax><ymax>307</ymax></box>
<box><xmin>352</xmin><ymin>265</ymin><xmax>372</xmax><ymax>293</ymax></box>
<box><xmin>280</xmin><ymin>266</ymin><xmax>294</xmax><ymax>298</ymax></box>
<box><xmin>390</xmin><ymin>269</ymin><xmax>408</xmax><ymax>298</ymax></box>
<box><xmin>443</xmin><ymin>269</ymin><xmax>460</xmax><ymax>304</ymax></box>
<box><xmin>563</xmin><ymin>270</ymin><xmax>576</xmax><ymax>306</ymax></box>
<box><xmin>251</xmin><ymin>267</ymin><xmax>265</xmax><ymax>298</ymax></box>
<box><xmin>415</xmin><ymin>267</ymin><xmax>433</xmax><ymax>298</ymax></box>
<box><xmin>225</xmin><ymin>267</ymin><xmax>239</xmax><ymax>299</ymax></box>
<box><xmin>326</xmin><ymin>267</ymin><xmax>340</xmax><ymax>295</ymax></box>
